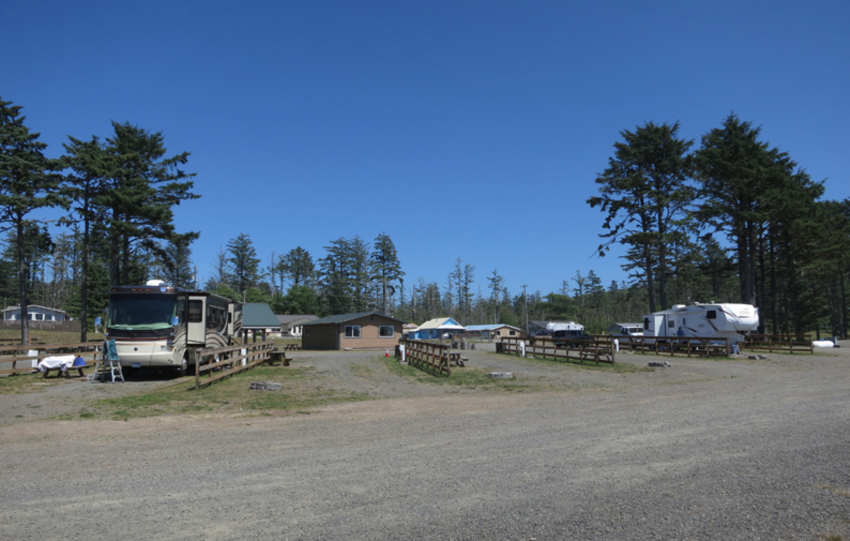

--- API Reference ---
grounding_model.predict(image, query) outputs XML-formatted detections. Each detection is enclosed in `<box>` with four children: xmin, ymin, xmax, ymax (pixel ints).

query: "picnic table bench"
<box><xmin>39</xmin><ymin>358</ymin><xmax>95</xmax><ymax>378</ymax></box>
<box><xmin>269</xmin><ymin>348</ymin><xmax>291</xmax><ymax>366</ymax></box>
<box><xmin>449</xmin><ymin>352</ymin><xmax>468</xmax><ymax>367</ymax></box>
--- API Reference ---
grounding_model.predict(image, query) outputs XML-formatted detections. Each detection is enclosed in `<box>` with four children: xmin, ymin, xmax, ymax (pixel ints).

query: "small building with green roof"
<box><xmin>302</xmin><ymin>311</ymin><xmax>406</xmax><ymax>350</ymax></box>
<box><xmin>242</xmin><ymin>303</ymin><xmax>282</xmax><ymax>342</ymax></box>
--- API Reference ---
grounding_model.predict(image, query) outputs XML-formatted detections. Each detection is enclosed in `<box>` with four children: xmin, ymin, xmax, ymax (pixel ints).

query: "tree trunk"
<box><xmin>841</xmin><ymin>271</ymin><xmax>848</xmax><ymax>339</ymax></box>
<box><xmin>16</xmin><ymin>218</ymin><xmax>30</xmax><ymax>345</ymax></box>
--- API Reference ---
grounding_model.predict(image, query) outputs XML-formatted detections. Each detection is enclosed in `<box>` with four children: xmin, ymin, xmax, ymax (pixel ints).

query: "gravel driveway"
<box><xmin>1</xmin><ymin>343</ymin><xmax>849</xmax><ymax>540</ymax></box>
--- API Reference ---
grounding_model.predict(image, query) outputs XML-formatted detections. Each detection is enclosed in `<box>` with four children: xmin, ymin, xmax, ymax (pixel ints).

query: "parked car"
<box><xmin>552</xmin><ymin>329</ymin><xmax>591</xmax><ymax>347</ymax></box>
<box><xmin>608</xmin><ymin>323</ymin><xmax>644</xmax><ymax>337</ymax></box>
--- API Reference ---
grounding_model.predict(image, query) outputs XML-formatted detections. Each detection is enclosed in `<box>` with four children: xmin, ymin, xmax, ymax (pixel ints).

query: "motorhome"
<box><xmin>104</xmin><ymin>280</ymin><xmax>243</xmax><ymax>375</ymax></box>
<box><xmin>643</xmin><ymin>303</ymin><xmax>758</xmax><ymax>345</ymax></box>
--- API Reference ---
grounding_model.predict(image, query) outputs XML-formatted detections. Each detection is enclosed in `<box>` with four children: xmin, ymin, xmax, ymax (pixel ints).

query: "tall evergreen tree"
<box><xmin>61</xmin><ymin>135</ymin><xmax>111</xmax><ymax>341</ymax></box>
<box><xmin>487</xmin><ymin>269</ymin><xmax>505</xmax><ymax>324</ymax></box>
<box><xmin>226</xmin><ymin>233</ymin><xmax>260</xmax><ymax>298</ymax></box>
<box><xmin>319</xmin><ymin>237</ymin><xmax>355</xmax><ymax>314</ymax></box>
<box><xmin>101</xmin><ymin>121</ymin><xmax>199</xmax><ymax>286</ymax></box>
<box><xmin>0</xmin><ymin>98</ymin><xmax>65</xmax><ymax>344</ymax></box>
<box><xmin>694</xmin><ymin>114</ymin><xmax>793</xmax><ymax>307</ymax></box>
<box><xmin>588</xmin><ymin>121</ymin><xmax>695</xmax><ymax>312</ymax></box>
<box><xmin>154</xmin><ymin>236</ymin><xmax>195</xmax><ymax>289</ymax></box>
<box><xmin>370</xmin><ymin>233</ymin><xmax>404</xmax><ymax>315</ymax></box>
<box><xmin>278</xmin><ymin>247</ymin><xmax>316</xmax><ymax>289</ymax></box>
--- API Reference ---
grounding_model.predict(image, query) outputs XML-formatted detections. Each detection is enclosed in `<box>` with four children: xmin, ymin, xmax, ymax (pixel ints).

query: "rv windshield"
<box><xmin>107</xmin><ymin>293</ymin><xmax>177</xmax><ymax>331</ymax></box>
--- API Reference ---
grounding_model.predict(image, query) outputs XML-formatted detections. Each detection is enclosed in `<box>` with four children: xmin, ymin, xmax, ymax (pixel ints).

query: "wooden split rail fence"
<box><xmin>744</xmin><ymin>334</ymin><xmax>813</xmax><ymax>354</ymax></box>
<box><xmin>499</xmin><ymin>337</ymin><xmax>616</xmax><ymax>365</ymax></box>
<box><xmin>194</xmin><ymin>341</ymin><xmax>277</xmax><ymax>389</ymax></box>
<box><xmin>612</xmin><ymin>336</ymin><xmax>730</xmax><ymax>357</ymax></box>
<box><xmin>398</xmin><ymin>339</ymin><xmax>452</xmax><ymax>376</ymax></box>
<box><xmin>0</xmin><ymin>342</ymin><xmax>102</xmax><ymax>377</ymax></box>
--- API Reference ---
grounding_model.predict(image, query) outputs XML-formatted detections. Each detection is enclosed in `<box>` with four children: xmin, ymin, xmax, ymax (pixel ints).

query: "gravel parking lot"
<box><xmin>1</xmin><ymin>343</ymin><xmax>849</xmax><ymax>540</ymax></box>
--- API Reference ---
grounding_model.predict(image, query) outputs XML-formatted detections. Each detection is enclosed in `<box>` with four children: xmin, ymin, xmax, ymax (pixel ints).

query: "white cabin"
<box><xmin>643</xmin><ymin>303</ymin><xmax>759</xmax><ymax>344</ymax></box>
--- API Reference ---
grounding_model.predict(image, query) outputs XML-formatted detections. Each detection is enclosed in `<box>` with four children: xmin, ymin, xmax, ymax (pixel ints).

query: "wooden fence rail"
<box><xmin>398</xmin><ymin>339</ymin><xmax>451</xmax><ymax>376</ymax></box>
<box><xmin>744</xmin><ymin>334</ymin><xmax>813</xmax><ymax>354</ymax></box>
<box><xmin>194</xmin><ymin>341</ymin><xmax>276</xmax><ymax>389</ymax></box>
<box><xmin>0</xmin><ymin>342</ymin><xmax>102</xmax><ymax>376</ymax></box>
<box><xmin>499</xmin><ymin>337</ymin><xmax>615</xmax><ymax>365</ymax></box>
<box><xmin>611</xmin><ymin>336</ymin><xmax>730</xmax><ymax>357</ymax></box>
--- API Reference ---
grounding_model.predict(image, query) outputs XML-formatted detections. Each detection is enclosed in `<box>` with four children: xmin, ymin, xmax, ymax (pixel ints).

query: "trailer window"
<box><xmin>668</xmin><ymin>320</ymin><xmax>676</xmax><ymax>328</ymax></box>
<box><xmin>643</xmin><ymin>318</ymin><xmax>649</xmax><ymax>330</ymax></box>
<box><xmin>188</xmin><ymin>300</ymin><xmax>203</xmax><ymax>323</ymax></box>
<box><xmin>707</xmin><ymin>310</ymin><xmax>717</xmax><ymax>319</ymax></box>
<box><xmin>207</xmin><ymin>306</ymin><xmax>225</xmax><ymax>330</ymax></box>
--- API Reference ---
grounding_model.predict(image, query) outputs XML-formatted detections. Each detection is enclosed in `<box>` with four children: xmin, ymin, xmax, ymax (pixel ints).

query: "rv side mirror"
<box><xmin>171</xmin><ymin>316</ymin><xmax>179</xmax><ymax>326</ymax></box>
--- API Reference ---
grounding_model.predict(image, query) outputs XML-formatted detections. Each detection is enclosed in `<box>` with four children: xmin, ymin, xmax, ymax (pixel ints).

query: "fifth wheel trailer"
<box><xmin>643</xmin><ymin>303</ymin><xmax>759</xmax><ymax>345</ymax></box>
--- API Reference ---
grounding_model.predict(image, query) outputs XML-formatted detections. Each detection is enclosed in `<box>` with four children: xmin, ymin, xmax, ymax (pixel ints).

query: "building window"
<box><xmin>509</xmin><ymin>330</ymin><xmax>516</xmax><ymax>336</ymax></box>
<box><xmin>379</xmin><ymin>325</ymin><xmax>394</xmax><ymax>338</ymax></box>
<box><xmin>345</xmin><ymin>325</ymin><xmax>361</xmax><ymax>338</ymax></box>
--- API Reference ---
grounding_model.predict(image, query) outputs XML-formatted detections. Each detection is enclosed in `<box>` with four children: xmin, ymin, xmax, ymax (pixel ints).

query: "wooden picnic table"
<box><xmin>449</xmin><ymin>352</ymin><xmax>467</xmax><ymax>367</ymax></box>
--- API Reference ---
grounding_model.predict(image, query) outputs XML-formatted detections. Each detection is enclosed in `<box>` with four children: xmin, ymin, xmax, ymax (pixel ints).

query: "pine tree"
<box><xmin>0</xmin><ymin>98</ymin><xmax>65</xmax><ymax>344</ymax></box>
<box><xmin>694</xmin><ymin>114</ymin><xmax>793</xmax><ymax>307</ymax></box>
<box><xmin>588</xmin><ymin>121</ymin><xmax>695</xmax><ymax>312</ymax></box>
<box><xmin>101</xmin><ymin>122</ymin><xmax>199</xmax><ymax>286</ymax></box>
<box><xmin>226</xmin><ymin>233</ymin><xmax>260</xmax><ymax>298</ymax></box>
<box><xmin>370</xmin><ymin>233</ymin><xmax>404</xmax><ymax>315</ymax></box>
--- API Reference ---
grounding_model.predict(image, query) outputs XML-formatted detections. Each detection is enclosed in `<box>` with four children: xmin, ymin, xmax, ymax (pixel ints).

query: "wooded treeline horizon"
<box><xmin>2</xmin><ymin>97</ymin><xmax>848</xmax><ymax>342</ymax></box>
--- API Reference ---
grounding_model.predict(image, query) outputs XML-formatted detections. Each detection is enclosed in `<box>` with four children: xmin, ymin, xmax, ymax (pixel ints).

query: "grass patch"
<box><xmin>0</xmin><ymin>373</ymin><xmax>66</xmax><ymax>394</ymax></box>
<box><xmin>519</xmin><ymin>353</ymin><xmax>654</xmax><ymax>373</ymax></box>
<box><xmin>87</xmin><ymin>365</ymin><xmax>370</xmax><ymax>420</ymax></box>
<box><xmin>384</xmin><ymin>356</ymin><xmax>537</xmax><ymax>391</ymax></box>
<box><xmin>350</xmin><ymin>363</ymin><xmax>373</xmax><ymax>377</ymax></box>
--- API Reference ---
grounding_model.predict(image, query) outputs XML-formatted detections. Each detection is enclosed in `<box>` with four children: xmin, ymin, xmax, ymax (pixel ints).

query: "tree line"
<box><xmin>589</xmin><ymin>114</ymin><xmax>849</xmax><ymax>338</ymax></box>
<box><xmin>2</xmin><ymin>97</ymin><xmax>848</xmax><ymax>341</ymax></box>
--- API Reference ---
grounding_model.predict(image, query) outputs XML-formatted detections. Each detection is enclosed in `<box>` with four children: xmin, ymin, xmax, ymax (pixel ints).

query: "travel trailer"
<box><xmin>104</xmin><ymin>280</ymin><xmax>243</xmax><ymax>375</ymax></box>
<box><xmin>545</xmin><ymin>321</ymin><xmax>584</xmax><ymax>333</ymax></box>
<box><xmin>643</xmin><ymin>303</ymin><xmax>759</xmax><ymax>345</ymax></box>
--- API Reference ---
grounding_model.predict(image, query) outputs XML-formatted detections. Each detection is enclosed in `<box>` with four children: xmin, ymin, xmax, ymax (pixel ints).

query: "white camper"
<box><xmin>545</xmin><ymin>321</ymin><xmax>584</xmax><ymax>333</ymax></box>
<box><xmin>643</xmin><ymin>303</ymin><xmax>759</xmax><ymax>345</ymax></box>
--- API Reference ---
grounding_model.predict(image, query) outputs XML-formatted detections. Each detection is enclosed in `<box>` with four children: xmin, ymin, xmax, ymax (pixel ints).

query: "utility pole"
<box><xmin>522</xmin><ymin>284</ymin><xmax>528</xmax><ymax>334</ymax></box>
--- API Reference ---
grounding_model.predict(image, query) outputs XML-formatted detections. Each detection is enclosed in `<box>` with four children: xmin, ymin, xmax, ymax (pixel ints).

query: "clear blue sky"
<box><xmin>3</xmin><ymin>0</ymin><xmax>848</xmax><ymax>298</ymax></box>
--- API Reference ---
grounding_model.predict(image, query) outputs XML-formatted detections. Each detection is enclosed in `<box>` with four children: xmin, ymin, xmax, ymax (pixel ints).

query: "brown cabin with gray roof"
<box><xmin>302</xmin><ymin>312</ymin><xmax>406</xmax><ymax>350</ymax></box>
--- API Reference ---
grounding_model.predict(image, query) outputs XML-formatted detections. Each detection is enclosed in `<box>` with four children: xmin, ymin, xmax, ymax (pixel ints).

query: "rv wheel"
<box><xmin>179</xmin><ymin>356</ymin><xmax>189</xmax><ymax>377</ymax></box>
